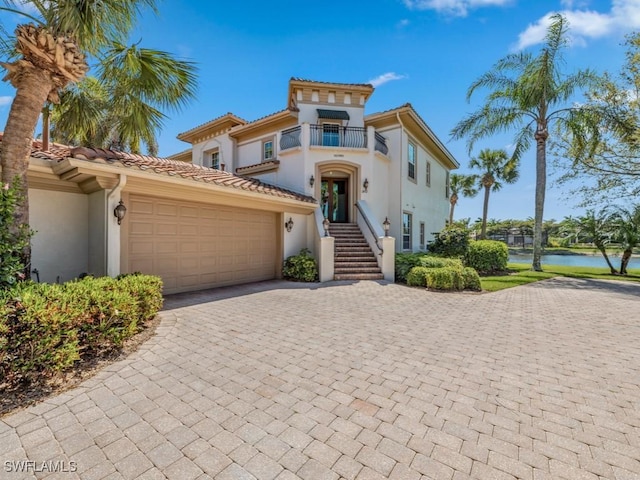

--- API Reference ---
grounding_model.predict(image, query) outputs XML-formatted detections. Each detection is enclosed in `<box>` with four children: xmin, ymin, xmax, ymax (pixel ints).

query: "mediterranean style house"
<box><xmin>171</xmin><ymin>78</ymin><xmax>459</xmax><ymax>283</ymax></box>
<box><xmin>6</xmin><ymin>78</ymin><xmax>458</xmax><ymax>294</ymax></box>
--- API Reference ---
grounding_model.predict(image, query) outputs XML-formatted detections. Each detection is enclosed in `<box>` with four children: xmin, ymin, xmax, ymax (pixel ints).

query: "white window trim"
<box><xmin>407</xmin><ymin>140</ymin><xmax>417</xmax><ymax>183</ymax></box>
<box><xmin>262</xmin><ymin>138</ymin><xmax>275</xmax><ymax>162</ymax></box>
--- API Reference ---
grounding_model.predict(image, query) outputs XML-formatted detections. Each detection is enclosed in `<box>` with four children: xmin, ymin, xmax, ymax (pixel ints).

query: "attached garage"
<box><xmin>125</xmin><ymin>195</ymin><xmax>279</xmax><ymax>294</ymax></box>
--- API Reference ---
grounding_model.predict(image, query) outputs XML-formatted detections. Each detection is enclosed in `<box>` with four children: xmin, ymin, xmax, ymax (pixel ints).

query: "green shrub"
<box><xmin>0</xmin><ymin>181</ymin><xmax>32</xmax><ymax>289</ymax></box>
<box><xmin>283</xmin><ymin>248</ymin><xmax>318</xmax><ymax>282</ymax></box>
<box><xmin>425</xmin><ymin>266</ymin><xmax>465</xmax><ymax>291</ymax></box>
<box><xmin>420</xmin><ymin>256</ymin><xmax>463</xmax><ymax>269</ymax></box>
<box><xmin>406</xmin><ymin>266</ymin><xmax>430</xmax><ymax>287</ymax></box>
<box><xmin>0</xmin><ymin>275</ymin><xmax>163</xmax><ymax>387</ymax></box>
<box><xmin>395</xmin><ymin>253</ymin><xmax>424</xmax><ymax>283</ymax></box>
<box><xmin>462</xmin><ymin>267</ymin><xmax>482</xmax><ymax>291</ymax></box>
<box><xmin>428</xmin><ymin>227</ymin><xmax>469</xmax><ymax>258</ymax></box>
<box><xmin>465</xmin><ymin>240</ymin><xmax>508</xmax><ymax>274</ymax></box>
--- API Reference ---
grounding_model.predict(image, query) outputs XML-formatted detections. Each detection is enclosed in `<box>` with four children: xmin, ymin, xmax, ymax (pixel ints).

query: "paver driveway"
<box><xmin>1</xmin><ymin>277</ymin><xmax>640</xmax><ymax>480</ymax></box>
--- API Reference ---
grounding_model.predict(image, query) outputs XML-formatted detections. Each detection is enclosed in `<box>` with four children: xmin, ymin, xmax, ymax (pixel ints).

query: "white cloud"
<box><xmin>402</xmin><ymin>0</ymin><xmax>512</xmax><ymax>17</ymax></box>
<box><xmin>368</xmin><ymin>72</ymin><xmax>407</xmax><ymax>87</ymax></box>
<box><xmin>0</xmin><ymin>96</ymin><xmax>12</xmax><ymax>107</ymax></box>
<box><xmin>397</xmin><ymin>18</ymin><xmax>411</xmax><ymax>28</ymax></box>
<box><xmin>515</xmin><ymin>0</ymin><xmax>640</xmax><ymax>50</ymax></box>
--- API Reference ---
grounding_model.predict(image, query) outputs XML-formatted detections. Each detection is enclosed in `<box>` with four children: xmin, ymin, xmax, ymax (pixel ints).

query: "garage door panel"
<box><xmin>155</xmin><ymin>223</ymin><xmax>178</xmax><ymax>235</ymax></box>
<box><xmin>156</xmin><ymin>203</ymin><xmax>178</xmax><ymax>216</ymax></box>
<box><xmin>127</xmin><ymin>195</ymin><xmax>278</xmax><ymax>294</ymax></box>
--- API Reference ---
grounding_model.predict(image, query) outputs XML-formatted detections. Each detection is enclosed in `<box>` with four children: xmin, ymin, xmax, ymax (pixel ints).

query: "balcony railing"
<box><xmin>310</xmin><ymin>125</ymin><xmax>367</xmax><ymax>149</ymax></box>
<box><xmin>374</xmin><ymin>132</ymin><xmax>389</xmax><ymax>155</ymax></box>
<box><xmin>279</xmin><ymin>124</ymin><xmax>389</xmax><ymax>154</ymax></box>
<box><xmin>280</xmin><ymin>126</ymin><xmax>301</xmax><ymax>150</ymax></box>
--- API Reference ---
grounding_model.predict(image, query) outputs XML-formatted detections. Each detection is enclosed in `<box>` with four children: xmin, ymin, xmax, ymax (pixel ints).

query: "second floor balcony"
<box><xmin>280</xmin><ymin>124</ymin><xmax>388</xmax><ymax>156</ymax></box>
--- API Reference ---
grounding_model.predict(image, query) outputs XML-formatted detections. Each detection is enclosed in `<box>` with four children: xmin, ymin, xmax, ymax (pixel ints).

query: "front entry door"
<box><xmin>321</xmin><ymin>178</ymin><xmax>348</xmax><ymax>222</ymax></box>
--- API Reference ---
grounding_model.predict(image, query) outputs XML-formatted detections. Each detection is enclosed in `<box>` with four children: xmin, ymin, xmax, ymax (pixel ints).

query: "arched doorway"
<box><xmin>316</xmin><ymin>162</ymin><xmax>360</xmax><ymax>224</ymax></box>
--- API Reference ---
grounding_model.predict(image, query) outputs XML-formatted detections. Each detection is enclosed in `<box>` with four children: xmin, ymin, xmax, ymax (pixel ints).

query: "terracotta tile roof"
<box><xmin>290</xmin><ymin>77</ymin><xmax>374</xmax><ymax>88</ymax></box>
<box><xmin>67</xmin><ymin>147</ymin><xmax>315</xmax><ymax>203</ymax></box>
<box><xmin>235</xmin><ymin>160</ymin><xmax>280</xmax><ymax>174</ymax></box>
<box><xmin>0</xmin><ymin>134</ymin><xmax>315</xmax><ymax>204</ymax></box>
<box><xmin>177</xmin><ymin>112</ymin><xmax>247</xmax><ymax>139</ymax></box>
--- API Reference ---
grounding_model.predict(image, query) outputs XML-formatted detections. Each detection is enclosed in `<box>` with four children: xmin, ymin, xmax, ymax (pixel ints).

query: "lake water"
<box><xmin>509</xmin><ymin>253</ymin><xmax>638</xmax><ymax>270</ymax></box>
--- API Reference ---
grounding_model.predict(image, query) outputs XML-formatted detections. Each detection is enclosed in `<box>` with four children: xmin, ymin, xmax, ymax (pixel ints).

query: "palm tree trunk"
<box><xmin>0</xmin><ymin>66</ymin><xmax>55</xmax><ymax>277</ymax></box>
<box><xmin>449</xmin><ymin>194</ymin><xmax>458</xmax><ymax>225</ymax></box>
<box><xmin>480</xmin><ymin>185</ymin><xmax>490</xmax><ymax>240</ymax></box>
<box><xmin>620</xmin><ymin>248</ymin><xmax>632</xmax><ymax>275</ymax></box>
<box><xmin>532</xmin><ymin>130</ymin><xmax>548</xmax><ymax>271</ymax></box>
<box><xmin>596</xmin><ymin>243</ymin><xmax>618</xmax><ymax>274</ymax></box>
<box><xmin>42</xmin><ymin>104</ymin><xmax>50</xmax><ymax>151</ymax></box>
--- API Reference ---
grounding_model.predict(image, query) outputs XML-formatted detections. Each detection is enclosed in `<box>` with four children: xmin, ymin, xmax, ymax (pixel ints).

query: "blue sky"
<box><xmin>0</xmin><ymin>0</ymin><xmax>637</xmax><ymax>222</ymax></box>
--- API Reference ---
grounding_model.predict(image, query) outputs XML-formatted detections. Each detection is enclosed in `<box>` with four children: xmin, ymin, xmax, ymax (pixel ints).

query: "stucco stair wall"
<box><xmin>330</xmin><ymin>223</ymin><xmax>384</xmax><ymax>281</ymax></box>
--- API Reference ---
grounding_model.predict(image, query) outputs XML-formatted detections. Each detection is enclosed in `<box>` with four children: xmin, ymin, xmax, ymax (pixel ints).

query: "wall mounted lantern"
<box><xmin>114</xmin><ymin>200</ymin><xmax>127</xmax><ymax>225</ymax></box>
<box><xmin>383</xmin><ymin>217</ymin><xmax>390</xmax><ymax>237</ymax></box>
<box><xmin>309</xmin><ymin>175</ymin><xmax>315</xmax><ymax>187</ymax></box>
<box><xmin>362</xmin><ymin>178</ymin><xmax>369</xmax><ymax>193</ymax></box>
<box><xmin>285</xmin><ymin>217</ymin><xmax>294</xmax><ymax>232</ymax></box>
<box><xmin>322</xmin><ymin>217</ymin><xmax>330</xmax><ymax>237</ymax></box>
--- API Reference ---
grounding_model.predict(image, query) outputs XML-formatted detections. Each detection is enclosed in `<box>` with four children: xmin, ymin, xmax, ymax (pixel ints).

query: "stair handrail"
<box><xmin>355</xmin><ymin>201</ymin><xmax>383</xmax><ymax>255</ymax></box>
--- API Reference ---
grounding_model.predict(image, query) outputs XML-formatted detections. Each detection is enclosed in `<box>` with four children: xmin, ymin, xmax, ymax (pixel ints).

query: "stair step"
<box><xmin>334</xmin><ymin>267</ymin><xmax>382</xmax><ymax>274</ymax></box>
<box><xmin>335</xmin><ymin>258</ymin><xmax>378</xmax><ymax>264</ymax></box>
<box><xmin>334</xmin><ymin>273</ymin><xmax>384</xmax><ymax>281</ymax></box>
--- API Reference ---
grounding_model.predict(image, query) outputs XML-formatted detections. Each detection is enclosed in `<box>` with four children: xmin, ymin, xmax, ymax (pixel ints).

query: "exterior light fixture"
<box><xmin>309</xmin><ymin>175</ymin><xmax>315</xmax><ymax>187</ymax></box>
<box><xmin>383</xmin><ymin>217</ymin><xmax>390</xmax><ymax>237</ymax></box>
<box><xmin>285</xmin><ymin>217</ymin><xmax>294</xmax><ymax>232</ymax></box>
<box><xmin>322</xmin><ymin>217</ymin><xmax>330</xmax><ymax>237</ymax></box>
<box><xmin>114</xmin><ymin>200</ymin><xmax>127</xmax><ymax>225</ymax></box>
<box><xmin>363</xmin><ymin>178</ymin><xmax>369</xmax><ymax>193</ymax></box>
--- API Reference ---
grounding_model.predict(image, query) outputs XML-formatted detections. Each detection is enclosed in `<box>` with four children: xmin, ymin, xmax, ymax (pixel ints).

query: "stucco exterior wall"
<box><xmin>296</xmin><ymin>103</ymin><xmax>366</xmax><ymax>127</ymax></box>
<box><xmin>400</xmin><ymin>135</ymin><xmax>450</xmax><ymax>251</ymax></box>
<box><xmin>29</xmin><ymin>189</ymin><xmax>89</xmax><ymax>283</ymax></box>
<box><xmin>191</xmin><ymin>134</ymin><xmax>235</xmax><ymax>170</ymax></box>
<box><xmin>283</xmin><ymin>212</ymin><xmax>310</xmax><ymax>259</ymax></box>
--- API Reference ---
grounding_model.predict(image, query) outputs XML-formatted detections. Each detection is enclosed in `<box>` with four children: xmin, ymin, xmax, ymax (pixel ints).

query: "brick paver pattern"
<box><xmin>1</xmin><ymin>277</ymin><xmax>640</xmax><ymax>479</ymax></box>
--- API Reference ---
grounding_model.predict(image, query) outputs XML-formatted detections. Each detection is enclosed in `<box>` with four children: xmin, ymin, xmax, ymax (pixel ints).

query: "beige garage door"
<box><xmin>126</xmin><ymin>195</ymin><xmax>278</xmax><ymax>294</ymax></box>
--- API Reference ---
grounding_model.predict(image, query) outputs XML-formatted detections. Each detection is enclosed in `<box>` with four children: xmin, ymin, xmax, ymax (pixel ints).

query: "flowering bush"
<box><xmin>0</xmin><ymin>182</ymin><xmax>32</xmax><ymax>289</ymax></box>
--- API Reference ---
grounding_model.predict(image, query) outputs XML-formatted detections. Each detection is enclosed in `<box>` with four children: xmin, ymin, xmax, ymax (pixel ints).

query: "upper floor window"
<box><xmin>322</xmin><ymin>123</ymin><xmax>340</xmax><ymax>147</ymax></box>
<box><xmin>408</xmin><ymin>141</ymin><xmax>416</xmax><ymax>180</ymax></box>
<box><xmin>263</xmin><ymin>140</ymin><xmax>274</xmax><ymax>161</ymax></box>
<box><xmin>445</xmin><ymin>171</ymin><xmax>450</xmax><ymax>198</ymax></box>
<box><xmin>426</xmin><ymin>161</ymin><xmax>431</xmax><ymax>187</ymax></box>
<box><xmin>419</xmin><ymin>222</ymin><xmax>425</xmax><ymax>250</ymax></box>
<box><xmin>211</xmin><ymin>150</ymin><xmax>220</xmax><ymax>169</ymax></box>
<box><xmin>204</xmin><ymin>148</ymin><xmax>219</xmax><ymax>169</ymax></box>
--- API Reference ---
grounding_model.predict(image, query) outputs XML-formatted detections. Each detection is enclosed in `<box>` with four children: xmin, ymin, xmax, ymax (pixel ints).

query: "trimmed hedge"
<box><xmin>283</xmin><ymin>248</ymin><xmax>318</xmax><ymax>282</ymax></box>
<box><xmin>462</xmin><ymin>267</ymin><xmax>482</xmax><ymax>291</ymax></box>
<box><xmin>405</xmin><ymin>264</ymin><xmax>481</xmax><ymax>291</ymax></box>
<box><xmin>425</xmin><ymin>267</ymin><xmax>465</xmax><ymax>291</ymax></box>
<box><xmin>465</xmin><ymin>240</ymin><xmax>509</xmax><ymax>274</ymax></box>
<box><xmin>0</xmin><ymin>274</ymin><xmax>163</xmax><ymax>387</ymax></box>
<box><xmin>396</xmin><ymin>253</ymin><xmax>465</xmax><ymax>283</ymax></box>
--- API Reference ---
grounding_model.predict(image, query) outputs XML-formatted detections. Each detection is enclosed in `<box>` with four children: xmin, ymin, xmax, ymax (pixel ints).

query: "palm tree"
<box><xmin>448</xmin><ymin>173</ymin><xmax>478</xmax><ymax>225</ymax></box>
<box><xmin>51</xmin><ymin>43</ymin><xmax>196</xmax><ymax>154</ymax></box>
<box><xmin>451</xmin><ymin>14</ymin><xmax>602</xmax><ymax>271</ymax></box>
<box><xmin>468</xmin><ymin>148</ymin><xmax>519</xmax><ymax>239</ymax></box>
<box><xmin>610</xmin><ymin>205</ymin><xmax>640</xmax><ymax>275</ymax></box>
<box><xmin>0</xmin><ymin>0</ymin><xmax>195</xmax><ymax>273</ymax></box>
<box><xmin>577</xmin><ymin>209</ymin><xmax>617</xmax><ymax>274</ymax></box>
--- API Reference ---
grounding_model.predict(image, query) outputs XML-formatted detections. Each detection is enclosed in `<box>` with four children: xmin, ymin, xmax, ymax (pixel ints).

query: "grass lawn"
<box><xmin>481</xmin><ymin>262</ymin><xmax>640</xmax><ymax>292</ymax></box>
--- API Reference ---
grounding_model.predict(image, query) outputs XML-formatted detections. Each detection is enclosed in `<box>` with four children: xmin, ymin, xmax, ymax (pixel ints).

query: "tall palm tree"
<box><xmin>468</xmin><ymin>148</ymin><xmax>519</xmax><ymax>239</ymax></box>
<box><xmin>0</xmin><ymin>0</ymin><xmax>195</xmax><ymax>274</ymax></box>
<box><xmin>448</xmin><ymin>173</ymin><xmax>478</xmax><ymax>225</ymax></box>
<box><xmin>577</xmin><ymin>209</ymin><xmax>617</xmax><ymax>274</ymax></box>
<box><xmin>451</xmin><ymin>14</ymin><xmax>602</xmax><ymax>271</ymax></box>
<box><xmin>51</xmin><ymin>43</ymin><xmax>196</xmax><ymax>154</ymax></box>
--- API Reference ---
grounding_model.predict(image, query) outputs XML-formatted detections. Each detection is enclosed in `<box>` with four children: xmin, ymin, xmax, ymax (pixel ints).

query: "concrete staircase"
<box><xmin>330</xmin><ymin>223</ymin><xmax>384</xmax><ymax>281</ymax></box>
